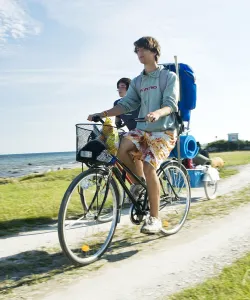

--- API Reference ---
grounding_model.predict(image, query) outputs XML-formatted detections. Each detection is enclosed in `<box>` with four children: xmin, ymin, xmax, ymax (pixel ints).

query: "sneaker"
<box><xmin>140</xmin><ymin>216</ymin><xmax>162</xmax><ymax>234</ymax></box>
<box><xmin>125</xmin><ymin>183</ymin><xmax>144</xmax><ymax>203</ymax></box>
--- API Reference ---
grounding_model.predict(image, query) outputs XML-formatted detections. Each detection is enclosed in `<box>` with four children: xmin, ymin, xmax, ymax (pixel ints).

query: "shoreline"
<box><xmin>0</xmin><ymin>162</ymin><xmax>83</xmax><ymax>179</ymax></box>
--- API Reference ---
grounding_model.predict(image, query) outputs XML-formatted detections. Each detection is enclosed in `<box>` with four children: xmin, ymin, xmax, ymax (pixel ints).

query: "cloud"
<box><xmin>36</xmin><ymin>0</ymin><xmax>224</xmax><ymax>69</ymax></box>
<box><xmin>0</xmin><ymin>0</ymin><xmax>41</xmax><ymax>53</ymax></box>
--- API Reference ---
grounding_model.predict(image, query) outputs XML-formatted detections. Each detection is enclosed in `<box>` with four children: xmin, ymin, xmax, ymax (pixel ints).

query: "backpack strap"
<box><xmin>159</xmin><ymin>68</ymin><xmax>169</xmax><ymax>94</ymax></box>
<box><xmin>160</xmin><ymin>67</ymin><xmax>184</xmax><ymax>135</ymax></box>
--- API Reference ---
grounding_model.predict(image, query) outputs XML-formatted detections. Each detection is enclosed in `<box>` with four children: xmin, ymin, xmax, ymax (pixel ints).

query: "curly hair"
<box><xmin>116</xmin><ymin>77</ymin><xmax>131</xmax><ymax>90</ymax></box>
<box><xmin>134</xmin><ymin>36</ymin><xmax>161</xmax><ymax>62</ymax></box>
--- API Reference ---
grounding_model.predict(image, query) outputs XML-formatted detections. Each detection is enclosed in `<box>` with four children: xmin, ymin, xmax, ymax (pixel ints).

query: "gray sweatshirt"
<box><xmin>117</xmin><ymin>67</ymin><xmax>178</xmax><ymax>132</ymax></box>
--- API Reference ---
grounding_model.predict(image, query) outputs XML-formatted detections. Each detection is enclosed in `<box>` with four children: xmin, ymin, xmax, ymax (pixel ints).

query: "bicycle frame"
<box><xmin>115</xmin><ymin>161</ymin><xmax>133</xmax><ymax>185</ymax></box>
<box><xmin>103</xmin><ymin>158</ymin><xmax>181</xmax><ymax>221</ymax></box>
<box><xmin>111</xmin><ymin>157</ymin><xmax>147</xmax><ymax>214</ymax></box>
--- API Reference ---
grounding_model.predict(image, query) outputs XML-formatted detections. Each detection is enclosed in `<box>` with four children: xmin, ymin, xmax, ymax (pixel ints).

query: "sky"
<box><xmin>0</xmin><ymin>0</ymin><xmax>249</xmax><ymax>154</ymax></box>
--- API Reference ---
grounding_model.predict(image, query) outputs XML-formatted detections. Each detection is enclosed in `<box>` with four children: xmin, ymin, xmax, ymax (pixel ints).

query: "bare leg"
<box><xmin>134</xmin><ymin>159</ymin><xmax>144</xmax><ymax>180</ymax></box>
<box><xmin>117</xmin><ymin>138</ymin><xmax>144</xmax><ymax>184</ymax></box>
<box><xmin>143</xmin><ymin>162</ymin><xmax>160</xmax><ymax>218</ymax></box>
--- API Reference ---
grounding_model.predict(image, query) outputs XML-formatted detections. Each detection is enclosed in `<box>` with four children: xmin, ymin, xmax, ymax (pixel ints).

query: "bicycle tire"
<box><xmin>204</xmin><ymin>180</ymin><xmax>218</xmax><ymax>200</ymax></box>
<box><xmin>157</xmin><ymin>160</ymin><xmax>191</xmax><ymax>236</ymax></box>
<box><xmin>58</xmin><ymin>168</ymin><xmax>120</xmax><ymax>266</ymax></box>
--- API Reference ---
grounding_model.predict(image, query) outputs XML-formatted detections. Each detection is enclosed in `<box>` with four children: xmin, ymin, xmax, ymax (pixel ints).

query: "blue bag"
<box><xmin>162</xmin><ymin>63</ymin><xmax>197</xmax><ymax>122</ymax></box>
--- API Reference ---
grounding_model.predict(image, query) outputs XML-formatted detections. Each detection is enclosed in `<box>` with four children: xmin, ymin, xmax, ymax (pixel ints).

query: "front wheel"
<box><xmin>157</xmin><ymin>161</ymin><xmax>191</xmax><ymax>236</ymax></box>
<box><xmin>58</xmin><ymin>168</ymin><xmax>119</xmax><ymax>266</ymax></box>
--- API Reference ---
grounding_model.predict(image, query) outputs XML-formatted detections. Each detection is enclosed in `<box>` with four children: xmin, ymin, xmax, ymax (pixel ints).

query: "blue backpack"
<box><xmin>135</xmin><ymin>63</ymin><xmax>197</xmax><ymax>122</ymax></box>
<box><xmin>162</xmin><ymin>63</ymin><xmax>197</xmax><ymax>122</ymax></box>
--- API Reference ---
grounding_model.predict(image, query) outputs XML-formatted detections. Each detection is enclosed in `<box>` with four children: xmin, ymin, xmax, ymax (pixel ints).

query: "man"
<box><xmin>114</xmin><ymin>77</ymin><xmax>140</xmax><ymax>131</ymax></box>
<box><xmin>88</xmin><ymin>36</ymin><xmax>178</xmax><ymax>234</ymax></box>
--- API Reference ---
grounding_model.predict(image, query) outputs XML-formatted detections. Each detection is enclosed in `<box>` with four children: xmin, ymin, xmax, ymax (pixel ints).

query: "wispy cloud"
<box><xmin>0</xmin><ymin>0</ymin><xmax>41</xmax><ymax>54</ymax></box>
<box><xmin>37</xmin><ymin>0</ymin><xmax>226</xmax><ymax>72</ymax></box>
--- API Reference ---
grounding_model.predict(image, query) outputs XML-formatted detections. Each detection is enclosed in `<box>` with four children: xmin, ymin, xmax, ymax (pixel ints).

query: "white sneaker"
<box><xmin>125</xmin><ymin>184</ymin><xmax>144</xmax><ymax>203</ymax></box>
<box><xmin>140</xmin><ymin>216</ymin><xmax>162</xmax><ymax>234</ymax></box>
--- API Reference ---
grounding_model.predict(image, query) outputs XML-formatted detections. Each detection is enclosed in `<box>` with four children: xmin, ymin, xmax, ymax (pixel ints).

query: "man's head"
<box><xmin>134</xmin><ymin>36</ymin><xmax>161</xmax><ymax>65</ymax></box>
<box><xmin>117</xmin><ymin>77</ymin><xmax>131</xmax><ymax>97</ymax></box>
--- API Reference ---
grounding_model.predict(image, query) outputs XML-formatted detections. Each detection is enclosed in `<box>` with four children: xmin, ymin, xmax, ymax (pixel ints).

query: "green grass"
<box><xmin>218</xmin><ymin>167</ymin><xmax>239</xmax><ymax>179</ymax></box>
<box><xmin>210</xmin><ymin>151</ymin><xmax>250</xmax><ymax>167</ymax></box>
<box><xmin>169</xmin><ymin>252</ymin><xmax>250</xmax><ymax>300</ymax></box>
<box><xmin>0</xmin><ymin>168</ymin><xmax>82</xmax><ymax>236</ymax></box>
<box><xmin>210</xmin><ymin>151</ymin><xmax>250</xmax><ymax>179</ymax></box>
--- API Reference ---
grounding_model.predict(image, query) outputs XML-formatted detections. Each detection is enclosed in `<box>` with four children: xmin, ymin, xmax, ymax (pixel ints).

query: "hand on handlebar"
<box><xmin>145</xmin><ymin>111</ymin><xmax>160</xmax><ymax>123</ymax></box>
<box><xmin>87</xmin><ymin>113</ymin><xmax>104</xmax><ymax>123</ymax></box>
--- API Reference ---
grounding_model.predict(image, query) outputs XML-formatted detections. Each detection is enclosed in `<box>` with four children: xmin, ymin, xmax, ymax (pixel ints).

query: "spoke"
<box><xmin>65</xmin><ymin>216</ymin><xmax>87</xmax><ymax>229</ymax></box>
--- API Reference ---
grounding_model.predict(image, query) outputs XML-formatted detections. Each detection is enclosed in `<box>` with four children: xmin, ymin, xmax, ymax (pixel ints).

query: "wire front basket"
<box><xmin>76</xmin><ymin>123</ymin><xmax>115</xmax><ymax>165</ymax></box>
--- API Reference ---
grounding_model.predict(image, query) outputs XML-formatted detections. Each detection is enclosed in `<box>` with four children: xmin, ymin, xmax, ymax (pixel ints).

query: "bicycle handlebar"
<box><xmin>92</xmin><ymin>115</ymin><xmax>104</xmax><ymax>124</ymax></box>
<box><xmin>133</xmin><ymin>117</ymin><xmax>146</xmax><ymax>122</ymax></box>
<box><xmin>91</xmin><ymin>116</ymin><xmax>146</xmax><ymax>124</ymax></box>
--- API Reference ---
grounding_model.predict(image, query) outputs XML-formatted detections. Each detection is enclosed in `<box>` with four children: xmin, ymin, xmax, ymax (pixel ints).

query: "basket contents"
<box><xmin>99</xmin><ymin>118</ymin><xmax>119</xmax><ymax>155</ymax></box>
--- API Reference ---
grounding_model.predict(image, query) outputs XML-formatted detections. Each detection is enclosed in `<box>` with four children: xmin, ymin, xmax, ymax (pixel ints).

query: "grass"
<box><xmin>210</xmin><ymin>151</ymin><xmax>250</xmax><ymax>167</ymax></box>
<box><xmin>218</xmin><ymin>167</ymin><xmax>238</xmax><ymax>179</ymax></box>
<box><xmin>210</xmin><ymin>151</ymin><xmax>250</xmax><ymax>179</ymax></box>
<box><xmin>0</xmin><ymin>168</ymin><xmax>82</xmax><ymax>236</ymax></box>
<box><xmin>168</xmin><ymin>252</ymin><xmax>250</xmax><ymax>300</ymax></box>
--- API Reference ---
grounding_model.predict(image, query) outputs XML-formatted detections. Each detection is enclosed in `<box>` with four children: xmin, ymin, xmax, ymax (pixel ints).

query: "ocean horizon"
<box><xmin>0</xmin><ymin>151</ymin><xmax>81</xmax><ymax>178</ymax></box>
<box><xmin>0</xmin><ymin>150</ymin><xmax>75</xmax><ymax>156</ymax></box>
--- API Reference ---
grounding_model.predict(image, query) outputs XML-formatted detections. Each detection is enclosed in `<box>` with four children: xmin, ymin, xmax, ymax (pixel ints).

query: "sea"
<box><xmin>0</xmin><ymin>151</ymin><xmax>82</xmax><ymax>178</ymax></box>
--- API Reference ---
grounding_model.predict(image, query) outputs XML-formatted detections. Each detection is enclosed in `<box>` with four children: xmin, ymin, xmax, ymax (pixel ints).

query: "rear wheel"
<box><xmin>158</xmin><ymin>161</ymin><xmax>191</xmax><ymax>236</ymax></box>
<box><xmin>58</xmin><ymin>168</ymin><xmax>119</xmax><ymax>266</ymax></box>
<box><xmin>204</xmin><ymin>180</ymin><xmax>218</xmax><ymax>200</ymax></box>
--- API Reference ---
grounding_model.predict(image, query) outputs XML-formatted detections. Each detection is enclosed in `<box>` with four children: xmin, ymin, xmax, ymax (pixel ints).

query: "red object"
<box><xmin>183</xmin><ymin>159</ymin><xmax>194</xmax><ymax>169</ymax></box>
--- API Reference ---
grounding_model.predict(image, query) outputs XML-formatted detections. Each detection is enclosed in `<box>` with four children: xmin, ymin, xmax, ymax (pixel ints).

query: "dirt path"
<box><xmin>42</xmin><ymin>202</ymin><xmax>250</xmax><ymax>300</ymax></box>
<box><xmin>1</xmin><ymin>164</ymin><xmax>250</xmax><ymax>299</ymax></box>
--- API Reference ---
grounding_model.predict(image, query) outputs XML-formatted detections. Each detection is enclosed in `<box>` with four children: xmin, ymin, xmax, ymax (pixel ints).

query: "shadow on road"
<box><xmin>0</xmin><ymin>231</ymin><xmax>164</xmax><ymax>293</ymax></box>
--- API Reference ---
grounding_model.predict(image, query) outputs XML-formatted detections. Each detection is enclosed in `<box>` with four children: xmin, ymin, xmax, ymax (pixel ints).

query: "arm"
<box><xmin>87</xmin><ymin>105</ymin><xmax>125</xmax><ymax>121</ymax></box>
<box><xmin>116</xmin><ymin>80</ymin><xmax>141</xmax><ymax>113</ymax></box>
<box><xmin>146</xmin><ymin>72</ymin><xmax>179</xmax><ymax>122</ymax></box>
<box><xmin>88</xmin><ymin>79</ymin><xmax>141</xmax><ymax>121</ymax></box>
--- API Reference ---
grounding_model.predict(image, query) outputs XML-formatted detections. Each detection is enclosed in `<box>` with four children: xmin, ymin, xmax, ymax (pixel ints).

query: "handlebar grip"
<box><xmin>134</xmin><ymin>117</ymin><xmax>146</xmax><ymax>122</ymax></box>
<box><xmin>92</xmin><ymin>115</ymin><xmax>104</xmax><ymax>123</ymax></box>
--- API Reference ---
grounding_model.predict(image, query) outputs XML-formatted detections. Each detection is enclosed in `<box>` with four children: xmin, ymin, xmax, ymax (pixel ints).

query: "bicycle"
<box><xmin>58</xmin><ymin>117</ymin><xmax>191</xmax><ymax>266</ymax></box>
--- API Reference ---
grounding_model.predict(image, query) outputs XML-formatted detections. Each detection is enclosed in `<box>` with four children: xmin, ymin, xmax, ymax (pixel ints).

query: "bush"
<box><xmin>206</xmin><ymin>139</ymin><xmax>250</xmax><ymax>152</ymax></box>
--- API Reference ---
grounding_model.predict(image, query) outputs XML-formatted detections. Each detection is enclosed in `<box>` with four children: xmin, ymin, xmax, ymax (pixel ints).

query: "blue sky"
<box><xmin>0</xmin><ymin>0</ymin><xmax>249</xmax><ymax>154</ymax></box>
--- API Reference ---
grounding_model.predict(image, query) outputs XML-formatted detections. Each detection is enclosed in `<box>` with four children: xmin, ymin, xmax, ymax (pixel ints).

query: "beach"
<box><xmin>0</xmin><ymin>151</ymin><xmax>81</xmax><ymax>178</ymax></box>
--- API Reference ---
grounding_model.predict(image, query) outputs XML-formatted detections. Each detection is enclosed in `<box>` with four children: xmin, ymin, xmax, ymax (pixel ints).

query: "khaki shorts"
<box><xmin>124</xmin><ymin>129</ymin><xmax>177</xmax><ymax>169</ymax></box>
